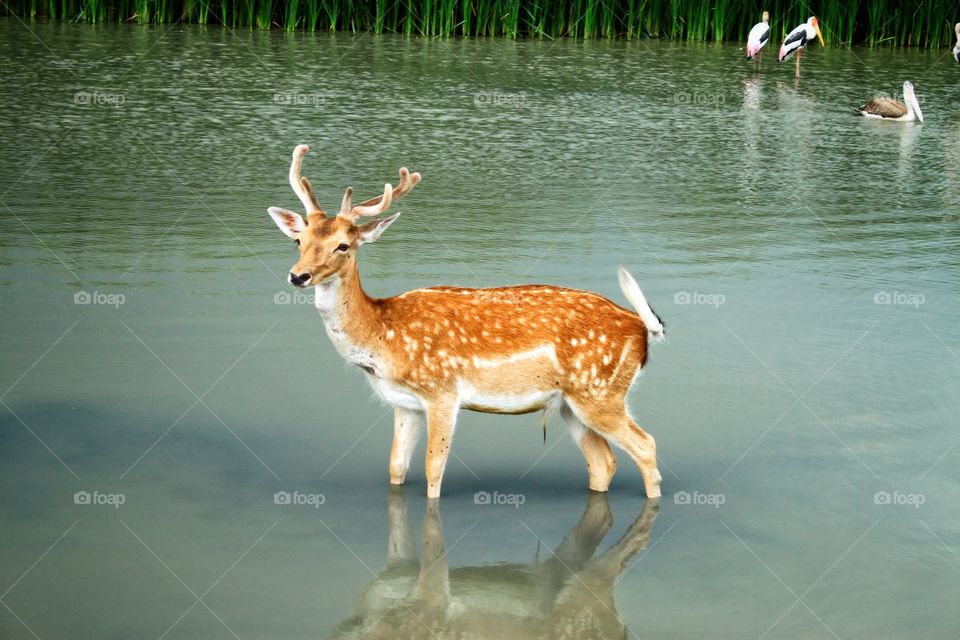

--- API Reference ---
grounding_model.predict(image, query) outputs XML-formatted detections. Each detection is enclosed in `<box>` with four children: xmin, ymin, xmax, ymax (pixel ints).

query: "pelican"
<box><xmin>747</xmin><ymin>11</ymin><xmax>771</xmax><ymax>60</ymax></box>
<box><xmin>953</xmin><ymin>23</ymin><xmax>960</xmax><ymax>63</ymax></box>
<box><xmin>857</xmin><ymin>81</ymin><xmax>924</xmax><ymax>122</ymax></box>
<box><xmin>778</xmin><ymin>16</ymin><xmax>824</xmax><ymax>78</ymax></box>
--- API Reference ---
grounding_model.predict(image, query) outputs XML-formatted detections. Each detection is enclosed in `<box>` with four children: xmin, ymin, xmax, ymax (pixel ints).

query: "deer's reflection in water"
<box><xmin>331</xmin><ymin>490</ymin><xmax>659</xmax><ymax>639</ymax></box>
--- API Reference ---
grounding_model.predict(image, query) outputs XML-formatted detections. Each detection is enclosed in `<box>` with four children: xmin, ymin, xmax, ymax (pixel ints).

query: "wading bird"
<box><xmin>268</xmin><ymin>145</ymin><xmax>666</xmax><ymax>499</ymax></box>
<box><xmin>747</xmin><ymin>11</ymin><xmax>771</xmax><ymax>61</ymax></box>
<box><xmin>857</xmin><ymin>81</ymin><xmax>924</xmax><ymax>122</ymax></box>
<box><xmin>953</xmin><ymin>23</ymin><xmax>960</xmax><ymax>63</ymax></box>
<box><xmin>778</xmin><ymin>16</ymin><xmax>824</xmax><ymax>78</ymax></box>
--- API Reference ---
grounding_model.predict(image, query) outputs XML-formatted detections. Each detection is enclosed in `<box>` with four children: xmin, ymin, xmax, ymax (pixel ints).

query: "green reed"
<box><xmin>3</xmin><ymin>0</ymin><xmax>957</xmax><ymax>47</ymax></box>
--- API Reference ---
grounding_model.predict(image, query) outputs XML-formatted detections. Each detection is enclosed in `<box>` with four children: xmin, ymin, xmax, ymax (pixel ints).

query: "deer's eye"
<box><xmin>294</xmin><ymin>239</ymin><xmax>300</xmax><ymax>247</ymax></box>
<box><xmin>335</xmin><ymin>243</ymin><xmax>350</xmax><ymax>253</ymax></box>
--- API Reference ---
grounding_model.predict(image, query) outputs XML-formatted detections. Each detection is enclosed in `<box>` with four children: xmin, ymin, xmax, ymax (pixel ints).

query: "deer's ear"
<box><xmin>357</xmin><ymin>213</ymin><xmax>400</xmax><ymax>245</ymax></box>
<box><xmin>268</xmin><ymin>207</ymin><xmax>306</xmax><ymax>240</ymax></box>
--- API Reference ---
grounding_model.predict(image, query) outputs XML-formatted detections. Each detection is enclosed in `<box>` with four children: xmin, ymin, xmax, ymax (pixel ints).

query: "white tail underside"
<box><xmin>617</xmin><ymin>266</ymin><xmax>665</xmax><ymax>342</ymax></box>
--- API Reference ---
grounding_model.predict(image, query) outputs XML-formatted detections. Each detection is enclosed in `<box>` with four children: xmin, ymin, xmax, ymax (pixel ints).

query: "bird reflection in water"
<box><xmin>330</xmin><ymin>489</ymin><xmax>659</xmax><ymax>639</ymax></box>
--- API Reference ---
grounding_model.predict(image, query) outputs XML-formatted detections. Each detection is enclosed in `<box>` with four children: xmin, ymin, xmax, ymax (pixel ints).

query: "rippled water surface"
<box><xmin>2</xmin><ymin>19</ymin><xmax>960</xmax><ymax>639</ymax></box>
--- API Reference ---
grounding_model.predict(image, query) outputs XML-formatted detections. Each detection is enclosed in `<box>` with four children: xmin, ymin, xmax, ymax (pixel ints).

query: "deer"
<box><xmin>329</xmin><ymin>488</ymin><xmax>659</xmax><ymax>639</ymax></box>
<box><xmin>268</xmin><ymin>144</ymin><xmax>666</xmax><ymax>499</ymax></box>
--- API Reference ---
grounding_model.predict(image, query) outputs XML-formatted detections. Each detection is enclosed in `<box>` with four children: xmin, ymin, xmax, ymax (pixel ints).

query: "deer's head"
<box><xmin>268</xmin><ymin>145</ymin><xmax>421</xmax><ymax>288</ymax></box>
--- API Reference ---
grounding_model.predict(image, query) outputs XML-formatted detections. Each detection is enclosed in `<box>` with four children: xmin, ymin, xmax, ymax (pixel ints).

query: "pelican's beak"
<box><xmin>815</xmin><ymin>23</ymin><xmax>825</xmax><ymax>47</ymax></box>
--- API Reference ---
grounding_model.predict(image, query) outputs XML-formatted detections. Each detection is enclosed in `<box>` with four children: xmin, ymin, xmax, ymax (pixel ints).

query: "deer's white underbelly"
<box><xmin>365</xmin><ymin>373</ymin><xmax>425</xmax><ymax>411</ymax></box>
<box><xmin>457</xmin><ymin>382</ymin><xmax>558</xmax><ymax>414</ymax></box>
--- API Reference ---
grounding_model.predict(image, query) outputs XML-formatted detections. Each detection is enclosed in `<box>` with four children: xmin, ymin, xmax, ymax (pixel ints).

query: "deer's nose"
<box><xmin>289</xmin><ymin>272</ymin><xmax>311</xmax><ymax>287</ymax></box>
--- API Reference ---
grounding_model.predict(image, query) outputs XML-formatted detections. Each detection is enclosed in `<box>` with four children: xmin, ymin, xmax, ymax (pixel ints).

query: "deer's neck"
<box><xmin>314</xmin><ymin>266</ymin><xmax>383</xmax><ymax>368</ymax></box>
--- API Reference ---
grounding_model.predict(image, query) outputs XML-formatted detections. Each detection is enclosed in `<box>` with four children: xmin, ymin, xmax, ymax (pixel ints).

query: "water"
<box><xmin>2</xmin><ymin>20</ymin><xmax>959</xmax><ymax>639</ymax></box>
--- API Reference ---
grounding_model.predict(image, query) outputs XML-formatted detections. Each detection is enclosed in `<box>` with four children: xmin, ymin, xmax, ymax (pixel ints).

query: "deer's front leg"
<box><xmin>424</xmin><ymin>400</ymin><xmax>458</xmax><ymax>499</ymax></box>
<box><xmin>390</xmin><ymin>407</ymin><xmax>423</xmax><ymax>485</ymax></box>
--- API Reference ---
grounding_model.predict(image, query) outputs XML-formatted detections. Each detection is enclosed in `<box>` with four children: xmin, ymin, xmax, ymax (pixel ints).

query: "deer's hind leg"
<box><xmin>561</xmin><ymin>401</ymin><xmax>617</xmax><ymax>492</ymax></box>
<box><xmin>567</xmin><ymin>399</ymin><xmax>661</xmax><ymax>499</ymax></box>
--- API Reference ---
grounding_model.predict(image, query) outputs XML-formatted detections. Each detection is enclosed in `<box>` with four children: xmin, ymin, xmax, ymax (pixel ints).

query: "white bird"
<box><xmin>747</xmin><ymin>11</ymin><xmax>771</xmax><ymax>60</ymax></box>
<box><xmin>953</xmin><ymin>22</ymin><xmax>960</xmax><ymax>63</ymax></box>
<box><xmin>778</xmin><ymin>16</ymin><xmax>824</xmax><ymax>78</ymax></box>
<box><xmin>857</xmin><ymin>81</ymin><xmax>924</xmax><ymax>123</ymax></box>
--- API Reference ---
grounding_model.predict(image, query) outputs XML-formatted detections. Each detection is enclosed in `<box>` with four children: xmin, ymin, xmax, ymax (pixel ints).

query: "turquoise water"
<box><xmin>1</xmin><ymin>20</ymin><xmax>959</xmax><ymax>638</ymax></box>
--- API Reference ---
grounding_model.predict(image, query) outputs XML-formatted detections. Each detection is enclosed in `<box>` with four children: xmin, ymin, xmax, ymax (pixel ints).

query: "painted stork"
<box><xmin>778</xmin><ymin>16</ymin><xmax>824</xmax><ymax>78</ymax></box>
<box><xmin>953</xmin><ymin>23</ymin><xmax>960</xmax><ymax>63</ymax></box>
<box><xmin>857</xmin><ymin>81</ymin><xmax>924</xmax><ymax>123</ymax></box>
<box><xmin>747</xmin><ymin>11</ymin><xmax>771</xmax><ymax>60</ymax></box>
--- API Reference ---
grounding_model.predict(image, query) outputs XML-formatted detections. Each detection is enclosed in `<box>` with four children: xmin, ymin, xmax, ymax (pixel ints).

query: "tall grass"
<box><xmin>3</xmin><ymin>0</ymin><xmax>958</xmax><ymax>47</ymax></box>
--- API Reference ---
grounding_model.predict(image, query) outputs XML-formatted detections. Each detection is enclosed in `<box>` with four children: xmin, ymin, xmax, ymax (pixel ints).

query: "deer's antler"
<box><xmin>289</xmin><ymin>144</ymin><xmax>322</xmax><ymax>214</ymax></box>
<box><xmin>339</xmin><ymin>167</ymin><xmax>421</xmax><ymax>222</ymax></box>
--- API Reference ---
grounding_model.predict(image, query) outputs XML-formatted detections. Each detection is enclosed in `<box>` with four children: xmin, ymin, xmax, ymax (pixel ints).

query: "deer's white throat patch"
<box><xmin>314</xmin><ymin>278</ymin><xmax>381</xmax><ymax>373</ymax></box>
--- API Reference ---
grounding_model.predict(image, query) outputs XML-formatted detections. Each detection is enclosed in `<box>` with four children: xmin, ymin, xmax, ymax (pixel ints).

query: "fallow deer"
<box><xmin>268</xmin><ymin>145</ymin><xmax>666</xmax><ymax>498</ymax></box>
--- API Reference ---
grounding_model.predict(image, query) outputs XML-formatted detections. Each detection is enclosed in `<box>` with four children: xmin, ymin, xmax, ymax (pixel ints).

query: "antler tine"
<box><xmin>339</xmin><ymin>187</ymin><xmax>353</xmax><ymax>217</ymax></box>
<box><xmin>289</xmin><ymin>145</ymin><xmax>322</xmax><ymax>214</ymax></box>
<box><xmin>300</xmin><ymin>177</ymin><xmax>322</xmax><ymax>213</ymax></box>
<box><xmin>349</xmin><ymin>183</ymin><xmax>393</xmax><ymax>219</ymax></box>
<box><xmin>345</xmin><ymin>167</ymin><xmax>421</xmax><ymax>221</ymax></box>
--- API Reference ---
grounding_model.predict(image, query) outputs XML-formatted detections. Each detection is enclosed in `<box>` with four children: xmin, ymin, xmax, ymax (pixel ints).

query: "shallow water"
<box><xmin>2</xmin><ymin>19</ymin><xmax>960</xmax><ymax>639</ymax></box>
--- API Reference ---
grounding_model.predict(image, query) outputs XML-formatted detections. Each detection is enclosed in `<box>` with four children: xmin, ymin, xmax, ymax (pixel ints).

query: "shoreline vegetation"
<box><xmin>3</xmin><ymin>0</ymin><xmax>957</xmax><ymax>48</ymax></box>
